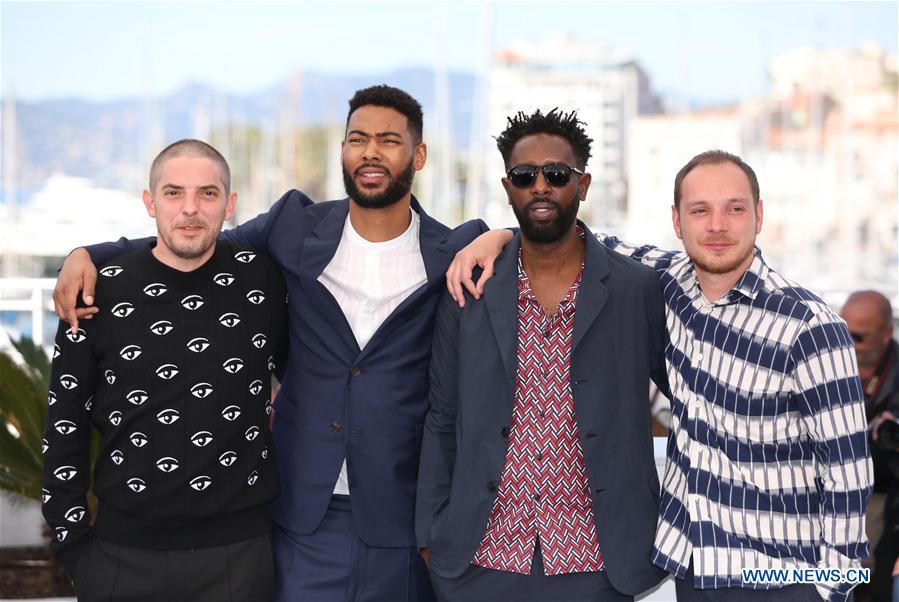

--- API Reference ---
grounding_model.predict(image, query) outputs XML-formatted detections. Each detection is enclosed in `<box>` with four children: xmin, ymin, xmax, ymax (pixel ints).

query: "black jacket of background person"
<box><xmin>82</xmin><ymin>189</ymin><xmax>488</xmax><ymax>548</ymax></box>
<box><xmin>42</xmin><ymin>240</ymin><xmax>287</xmax><ymax>577</ymax></box>
<box><xmin>417</xmin><ymin>225</ymin><xmax>671</xmax><ymax>595</ymax></box>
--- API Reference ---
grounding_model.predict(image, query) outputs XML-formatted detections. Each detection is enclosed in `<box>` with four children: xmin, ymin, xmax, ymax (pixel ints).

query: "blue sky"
<box><xmin>2</xmin><ymin>1</ymin><xmax>896</xmax><ymax>103</ymax></box>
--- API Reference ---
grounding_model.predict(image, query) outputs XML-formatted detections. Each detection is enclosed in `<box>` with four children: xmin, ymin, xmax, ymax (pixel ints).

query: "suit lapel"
<box><xmin>356</xmin><ymin>197</ymin><xmax>451</xmax><ymax>362</ymax></box>
<box><xmin>573</xmin><ymin>225</ymin><xmax>610</xmax><ymax>351</ymax></box>
<box><xmin>484</xmin><ymin>234</ymin><xmax>522</xmax><ymax>391</ymax></box>
<box><xmin>300</xmin><ymin>198</ymin><xmax>360</xmax><ymax>354</ymax></box>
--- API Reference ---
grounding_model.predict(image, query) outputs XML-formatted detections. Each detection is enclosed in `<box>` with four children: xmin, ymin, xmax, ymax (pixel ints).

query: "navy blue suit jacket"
<box><xmin>88</xmin><ymin>189</ymin><xmax>486</xmax><ymax>547</ymax></box>
<box><xmin>416</xmin><ymin>227</ymin><xmax>669</xmax><ymax>594</ymax></box>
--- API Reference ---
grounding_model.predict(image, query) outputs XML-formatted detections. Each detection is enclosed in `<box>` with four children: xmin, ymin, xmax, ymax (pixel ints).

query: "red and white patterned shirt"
<box><xmin>472</xmin><ymin>241</ymin><xmax>604</xmax><ymax>575</ymax></box>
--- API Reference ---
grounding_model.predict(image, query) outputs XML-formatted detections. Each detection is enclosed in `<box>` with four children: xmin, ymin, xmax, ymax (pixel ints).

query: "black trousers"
<box><xmin>71</xmin><ymin>532</ymin><xmax>273</xmax><ymax>602</ymax></box>
<box><xmin>674</xmin><ymin>562</ymin><xmax>832</xmax><ymax>602</ymax></box>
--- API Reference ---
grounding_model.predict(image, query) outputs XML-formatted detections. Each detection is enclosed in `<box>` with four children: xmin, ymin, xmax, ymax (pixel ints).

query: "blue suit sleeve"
<box><xmin>415</xmin><ymin>290</ymin><xmax>464</xmax><ymax>549</ymax></box>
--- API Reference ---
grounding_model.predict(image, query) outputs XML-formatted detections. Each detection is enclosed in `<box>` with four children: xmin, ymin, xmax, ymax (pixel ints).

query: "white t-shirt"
<box><xmin>318</xmin><ymin>209</ymin><xmax>427</xmax><ymax>495</ymax></box>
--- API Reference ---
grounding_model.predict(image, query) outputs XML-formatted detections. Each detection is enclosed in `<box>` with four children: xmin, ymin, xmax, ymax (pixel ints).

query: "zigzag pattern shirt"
<box><xmin>472</xmin><ymin>242</ymin><xmax>604</xmax><ymax>575</ymax></box>
<box><xmin>604</xmin><ymin>239</ymin><xmax>871</xmax><ymax>602</ymax></box>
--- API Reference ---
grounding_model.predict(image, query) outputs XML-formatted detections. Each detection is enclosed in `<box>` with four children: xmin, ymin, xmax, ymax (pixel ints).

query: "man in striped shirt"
<box><xmin>447</xmin><ymin>150</ymin><xmax>872</xmax><ymax>601</ymax></box>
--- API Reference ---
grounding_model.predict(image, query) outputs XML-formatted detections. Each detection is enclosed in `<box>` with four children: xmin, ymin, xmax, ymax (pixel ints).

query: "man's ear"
<box><xmin>413</xmin><ymin>142</ymin><xmax>427</xmax><ymax>171</ymax></box>
<box><xmin>671</xmin><ymin>204</ymin><xmax>683</xmax><ymax>240</ymax></box>
<box><xmin>142</xmin><ymin>189</ymin><xmax>156</xmax><ymax>218</ymax></box>
<box><xmin>224</xmin><ymin>192</ymin><xmax>237</xmax><ymax>221</ymax></box>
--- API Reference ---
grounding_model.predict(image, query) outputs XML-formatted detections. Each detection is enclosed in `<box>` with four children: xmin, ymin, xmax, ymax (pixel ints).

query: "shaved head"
<box><xmin>149</xmin><ymin>139</ymin><xmax>231</xmax><ymax>194</ymax></box>
<box><xmin>841</xmin><ymin>290</ymin><xmax>894</xmax><ymax>371</ymax></box>
<box><xmin>843</xmin><ymin>291</ymin><xmax>893</xmax><ymax>328</ymax></box>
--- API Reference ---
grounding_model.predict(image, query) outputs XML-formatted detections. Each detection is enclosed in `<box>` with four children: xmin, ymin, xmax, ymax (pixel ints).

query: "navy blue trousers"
<box><xmin>273</xmin><ymin>495</ymin><xmax>434</xmax><ymax>602</ymax></box>
<box><xmin>429</xmin><ymin>542</ymin><xmax>630</xmax><ymax>602</ymax></box>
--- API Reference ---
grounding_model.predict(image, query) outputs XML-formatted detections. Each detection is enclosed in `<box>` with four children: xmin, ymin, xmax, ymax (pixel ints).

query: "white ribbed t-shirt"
<box><xmin>318</xmin><ymin>209</ymin><xmax>427</xmax><ymax>495</ymax></box>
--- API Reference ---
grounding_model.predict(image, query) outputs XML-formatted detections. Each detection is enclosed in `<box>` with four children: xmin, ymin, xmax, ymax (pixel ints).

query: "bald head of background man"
<box><xmin>841</xmin><ymin>290</ymin><xmax>894</xmax><ymax>381</ymax></box>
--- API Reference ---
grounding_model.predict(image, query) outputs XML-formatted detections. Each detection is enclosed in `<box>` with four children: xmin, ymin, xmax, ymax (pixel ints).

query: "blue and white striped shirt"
<box><xmin>604</xmin><ymin>239</ymin><xmax>872</xmax><ymax>602</ymax></box>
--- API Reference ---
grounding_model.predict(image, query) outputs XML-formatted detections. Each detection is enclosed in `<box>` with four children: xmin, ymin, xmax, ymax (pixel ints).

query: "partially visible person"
<box><xmin>417</xmin><ymin>109</ymin><xmax>669</xmax><ymax>601</ymax></box>
<box><xmin>843</xmin><ymin>290</ymin><xmax>899</xmax><ymax>601</ymax></box>
<box><xmin>448</xmin><ymin>150</ymin><xmax>872</xmax><ymax>602</ymax></box>
<box><xmin>42</xmin><ymin>139</ymin><xmax>287</xmax><ymax>601</ymax></box>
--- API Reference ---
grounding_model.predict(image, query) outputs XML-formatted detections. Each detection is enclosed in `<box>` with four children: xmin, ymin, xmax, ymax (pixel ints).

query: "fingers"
<box><xmin>445</xmin><ymin>261</ymin><xmax>465</xmax><ymax>309</ymax></box>
<box><xmin>475</xmin><ymin>257</ymin><xmax>496</xmax><ymax>296</ymax></box>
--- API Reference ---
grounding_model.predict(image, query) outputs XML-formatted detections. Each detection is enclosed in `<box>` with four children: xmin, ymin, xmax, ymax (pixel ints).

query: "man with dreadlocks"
<box><xmin>416</xmin><ymin>109</ymin><xmax>670</xmax><ymax>600</ymax></box>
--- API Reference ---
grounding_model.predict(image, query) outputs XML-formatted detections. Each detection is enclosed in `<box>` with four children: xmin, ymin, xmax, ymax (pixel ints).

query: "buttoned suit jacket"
<box><xmin>90</xmin><ymin>189</ymin><xmax>487</xmax><ymax>548</ymax></box>
<box><xmin>416</xmin><ymin>226</ymin><xmax>670</xmax><ymax>595</ymax></box>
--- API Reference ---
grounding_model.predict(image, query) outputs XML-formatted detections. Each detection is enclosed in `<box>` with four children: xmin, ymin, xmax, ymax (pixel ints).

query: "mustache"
<box><xmin>354</xmin><ymin>163</ymin><xmax>392</xmax><ymax>177</ymax></box>
<box><xmin>700</xmin><ymin>237</ymin><xmax>738</xmax><ymax>244</ymax></box>
<box><xmin>173</xmin><ymin>219</ymin><xmax>207</xmax><ymax>229</ymax></box>
<box><xmin>524</xmin><ymin>196</ymin><xmax>562</xmax><ymax>210</ymax></box>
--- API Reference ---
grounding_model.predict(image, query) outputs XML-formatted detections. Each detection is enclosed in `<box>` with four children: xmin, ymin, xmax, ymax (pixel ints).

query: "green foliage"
<box><xmin>0</xmin><ymin>336</ymin><xmax>99</xmax><ymax>506</ymax></box>
<box><xmin>0</xmin><ymin>336</ymin><xmax>51</xmax><ymax>502</ymax></box>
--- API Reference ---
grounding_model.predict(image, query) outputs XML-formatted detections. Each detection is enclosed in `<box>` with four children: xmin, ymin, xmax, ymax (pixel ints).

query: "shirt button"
<box><xmin>486</xmin><ymin>481</ymin><xmax>497</xmax><ymax>492</ymax></box>
<box><xmin>350</xmin><ymin>366</ymin><xmax>362</xmax><ymax>377</ymax></box>
<box><xmin>696</xmin><ymin>354</ymin><xmax>704</xmax><ymax>361</ymax></box>
<box><xmin>330</xmin><ymin>421</ymin><xmax>342</xmax><ymax>433</ymax></box>
<box><xmin>501</xmin><ymin>426</ymin><xmax>510</xmax><ymax>438</ymax></box>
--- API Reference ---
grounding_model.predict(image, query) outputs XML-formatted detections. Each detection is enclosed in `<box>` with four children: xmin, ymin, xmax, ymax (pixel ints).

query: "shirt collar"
<box><xmin>516</xmin><ymin>226</ymin><xmax>586</xmax><ymax>304</ymax></box>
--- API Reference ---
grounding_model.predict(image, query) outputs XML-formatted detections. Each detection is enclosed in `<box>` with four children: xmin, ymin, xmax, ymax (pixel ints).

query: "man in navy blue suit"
<box><xmin>417</xmin><ymin>109</ymin><xmax>669</xmax><ymax>601</ymax></box>
<box><xmin>53</xmin><ymin>85</ymin><xmax>486</xmax><ymax>601</ymax></box>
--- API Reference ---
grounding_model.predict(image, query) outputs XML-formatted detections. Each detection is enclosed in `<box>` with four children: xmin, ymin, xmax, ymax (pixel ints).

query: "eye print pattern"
<box><xmin>213</xmin><ymin>273</ymin><xmax>235</xmax><ymax>286</ymax></box>
<box><xmin>111</xmin><ymin>302</ymin><xmax>135</xmax><ymax>318</ymax></box>
<box><xmin>99</xmin><ymin>266</ymin><xmax>124</xmax><ymax>277</ymax></box>
<box><xmin>143</xmin><ymin>282</ymin><xmax>167</xmax><ymax>297</ymax></box>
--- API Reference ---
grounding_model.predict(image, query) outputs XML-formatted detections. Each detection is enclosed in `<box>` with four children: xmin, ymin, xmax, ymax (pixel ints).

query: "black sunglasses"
<box><xmin>507</xmin><ymin>163</ymin><xmax>584</xmax><ymax>189</ymax></box>
<box><xmin>849</xmin><ymin>332</ymin><xmax>867</xmax><ymax>344</ymax></box>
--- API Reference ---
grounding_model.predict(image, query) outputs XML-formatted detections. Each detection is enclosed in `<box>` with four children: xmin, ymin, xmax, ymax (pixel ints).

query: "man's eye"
<box><xmin>246</xmin><ymin>290</ymin><xmax>265</xmax><ymax>305</ymax></box>
<box><xmin>53</xmin><ymin>466</ymin><xmax>77</xmax><ymax>481</ymax></box>
<box><xmin>219</xmin><ymin>451</ymin><xmax>238</xmax><ymax>467</ymax></box>
<box><xmin>66</xmin><ymin>329</ymin><xmax>87</xmax><ymax>343</ymax></box>
<box><xmin>130</xmin><ymin>432</ymin><xmax>149</xmax><ymax>447</ymax></box>
<box><xmin>234</xmin><ymin>251</ymin><xmax>256</xmax><ymax>264</ymax></box>
<box><xmin>245</xmin><ymin>426</ymin><xmax>260</xmax><ymax>441</ymax></box>
<box><xmin>108</xmin><ymin>410</ymin><xmax>122</xmax><ymax>426</ymax></box>
<box><xmin>155</xmin><ymin>363</ymin><xmax>179</xmax><ymax>380</ymax></box>
<box><xmin>248</xmin><ymin>380</ymin><xmax>263</xmax><ymax>395</ymax></box>
<box><xmin>186</xmin><ymin>337</ymin><xmax>210</xmax><ymax>352</ymax></box>
<box><xmin>156</xmin><ymin>457</ymin><xmax>180</xmax><ymax>472</ymax></box>
<box><xmin>221</xmin><ymin>405</ymin><xmax>242</xmax><ymax>421</ymax></box>
<box><xmin>111</xmin><ymin>302</ymin><xmax>135</xmax><ymax>318</ymax></box>
<box><xmin>126</xmin><ymin>477</ymin><xmax>147</xmax><ymax>493</ymax></box>
<box><xmin>100</xmin><ymin>266</ymin><xmax>124</xmax><ymax>277</ymax></box>
<box><xmin>54</xmin><ymin>420</ymin><xmax>77</xmax><ymax>435</ymax></box>
<box><xmin>64</xmin><ymin>506</ymin><xmax>86</xmax><ymax>523</ymax></box>
<box><xmin>190</xmin><ymin>431</ymin><xmax>214</xmax><ymax>447</ymax></box>
<box><xmin>181</xmin><ymin>294</ymin><xmax>205</xmax><ymax>310</ymax></box>
<box><xmin>214</xmin><ymin>273</ymin><xmax>235</xmax><ymax>286</ymax></box>
<box><xmin>149</xmin><ymin>320</ymin><xmax>173</xmax><ymax>336</ymax></box>
<box><xmin>219</xmin><ymin>312</ymin><xmax>241</xmax><ymax>327</ymax></box>
<box><xmin>126</xmin><ymin>389</ymin><xmax>149</xmax><ymax>405</ymax></box>
<box><xmin>120</xmin><ymin>345</ymin><xmax>142</xmax><ymax>361</ymax></box>
<box><xmin>156</xmin><ymin>409</ymin><xmax>180</xmax><ymax>425</ymax></box>
<box><xmin>251</xmin><ymin>333</ymin><xmax>267</xmax><ymax>349</ymax></box>
<box><xmin>222</xmin><ymin>357</ymin><xmax>245</xmax><ymax>374</ymax></box>
<box><xmin>59</xmin><ymin>374</ymin><xmax>79</xmax><ymax>390</ymax></box>
<box><xmin>143</xmin><ymin>283</ymin><xmax>168</xmax><ymax>297</ymax></box>
<box><xmin>190</xmin><ymin>383</ymin><xmax>213</xmax><ymax>399</ymax></box>
<box><xmin>189</xmin><ymin>475</ymin><xmax>212</xmax><ymax>491</ymax></box>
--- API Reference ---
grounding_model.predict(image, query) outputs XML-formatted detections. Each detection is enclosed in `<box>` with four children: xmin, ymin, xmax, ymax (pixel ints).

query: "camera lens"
<box><xmin>876</xmin><ymin>419</ymin><xmax>899</xmax><ymax>450</ymax></box>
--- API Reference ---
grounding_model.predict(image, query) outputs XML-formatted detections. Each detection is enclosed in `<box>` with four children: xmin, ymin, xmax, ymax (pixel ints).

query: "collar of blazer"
<box><xmin>483</xmin><ymin>220</ymin><xmax>612</xmax><ymax>386</ymax></box>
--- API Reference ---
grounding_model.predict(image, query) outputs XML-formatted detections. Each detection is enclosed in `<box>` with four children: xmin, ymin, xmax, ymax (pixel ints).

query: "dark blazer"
<box><xmin>416</xmin><ymin>226</ymin><xmax>670</xmax><ymax>595</ymax></box>
<box><xmin>89</xmin><ymin>189</ymin><xmax>486</xmax><ymax>548</ymax></box>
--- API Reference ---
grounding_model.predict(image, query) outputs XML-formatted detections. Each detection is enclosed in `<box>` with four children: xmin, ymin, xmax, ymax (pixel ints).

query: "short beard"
<box><xmin>343</xmin><ymin>159</ymin><xmax>415</xmax><ymax>209</ymax></box>
<box><xmin>690</xmin><ymin>242</ymin><xmax>755</xmax><ymax>275</ymax></box>
<box><xmin>512</xmin><ymin>196</ymin><xmax>580</xmax><ymax>244</ymax></box>
<box><xmin>158</xmin><ymin>224</ymin><xmax>217</xmax><ymax>260</ymax></box>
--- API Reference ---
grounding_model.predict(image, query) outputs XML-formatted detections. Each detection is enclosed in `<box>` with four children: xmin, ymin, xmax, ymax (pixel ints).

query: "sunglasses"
<box><xmin>849</xmin><ymin>332</ymin><xmax>867</xmax><ymax>344</ymax></box>
<box><xmin>507</xmin><ymin>163</ymin><xmax>584</xmax><ymax>189</ymax></box>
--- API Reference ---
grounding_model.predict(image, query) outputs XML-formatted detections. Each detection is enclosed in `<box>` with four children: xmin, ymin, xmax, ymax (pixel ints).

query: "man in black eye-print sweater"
<box><xmin>41</xmin><ymin>139</ymin><xmax>287</xmax><ymax>602</ymax></box>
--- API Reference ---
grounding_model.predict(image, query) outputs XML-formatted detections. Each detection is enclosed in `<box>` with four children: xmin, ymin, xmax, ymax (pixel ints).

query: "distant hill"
<box><xmin>8</xmin><ymin>68</ymin><xmax>476</xmax><ymax>197</ymax></box>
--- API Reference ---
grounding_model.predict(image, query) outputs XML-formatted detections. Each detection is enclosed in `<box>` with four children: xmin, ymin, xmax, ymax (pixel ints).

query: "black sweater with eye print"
<box><xmin>41</xmin><ymin>240</ymin><xmax>287</xmax><ymax>577</ymax></box>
